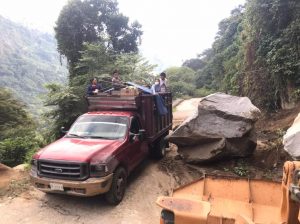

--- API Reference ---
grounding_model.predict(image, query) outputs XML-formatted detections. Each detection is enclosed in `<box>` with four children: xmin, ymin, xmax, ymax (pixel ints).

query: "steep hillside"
<box><xmin>194</xmin><ymin>0</ymin><xmax>300</xmax><ymax>111</ymax></box>
<box><xmin>0</xmin><ymin>16</ymin><xmax>67</xmax><ymax>115</ymax></box>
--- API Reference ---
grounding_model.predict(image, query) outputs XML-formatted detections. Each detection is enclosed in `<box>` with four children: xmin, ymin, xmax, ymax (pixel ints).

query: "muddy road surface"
<box><xmin>173</xmin><ymin>98</ymin><xmax>201</xmax><ymax>126</ymax></box>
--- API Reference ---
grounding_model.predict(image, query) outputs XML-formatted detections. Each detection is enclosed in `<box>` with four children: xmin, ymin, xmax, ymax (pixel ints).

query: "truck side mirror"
<box><xmin>138</xmin><ymin>129</ymin><xmax>146</xmax><ymax>141</ymax></box>
<box><xmin>129</xmin><ymin>132</ymin><xmax>136</xmax><ymax>143</ymax></box>
<box><xmin>60</xmin><ymin>126</ymin><xmax>68</xmax><ymax>134</ymax></box>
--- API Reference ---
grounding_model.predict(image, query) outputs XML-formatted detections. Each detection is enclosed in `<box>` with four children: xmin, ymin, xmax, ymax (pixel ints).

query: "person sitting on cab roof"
<box><xmin>87</xmin><ymin>77</ymin><xmax>102</xmax><ymax>96</ymax></box>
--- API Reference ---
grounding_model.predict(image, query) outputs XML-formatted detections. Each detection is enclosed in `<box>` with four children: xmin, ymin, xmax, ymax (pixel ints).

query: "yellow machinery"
<box><xmin>157</xmin><ymin>161</ymin><xmax>300</xmax><ymax>224</ymax></box>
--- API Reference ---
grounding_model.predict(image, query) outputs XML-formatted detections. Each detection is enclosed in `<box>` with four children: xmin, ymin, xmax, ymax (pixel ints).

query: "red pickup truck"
<box><xmin>30</xmin><ymin>93</ymin><xmax>172</xmax><ymax>204</ymax></box>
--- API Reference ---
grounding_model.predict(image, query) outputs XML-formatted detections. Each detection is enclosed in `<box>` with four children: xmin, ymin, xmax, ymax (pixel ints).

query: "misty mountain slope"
<box><xmin>0</xmin><ymin>15</ymin><xmax>67</xmax><ymax>114</ymax></box>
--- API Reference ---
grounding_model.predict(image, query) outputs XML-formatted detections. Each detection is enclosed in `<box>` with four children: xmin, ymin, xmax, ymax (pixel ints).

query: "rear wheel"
<box><xmin>161</xmin><ymin>209</ymin><xmax>175</xmax><ymax>224</ymax></box>
<box><xmin>151</xmin><ymin>136</ymin><xmax>167</xmax><ymax>159</ymax></box>
<box><xmin>105</xmin><ymin>167</ymin><xmax>127</xmax><ymax>205</ymax></box>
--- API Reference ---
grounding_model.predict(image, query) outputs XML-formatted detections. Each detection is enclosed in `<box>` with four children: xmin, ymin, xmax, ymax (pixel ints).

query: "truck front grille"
<box><xmin>38</xmin><ymin>160</ymin><xmax>89</xmax><ymax>180</ymax></box>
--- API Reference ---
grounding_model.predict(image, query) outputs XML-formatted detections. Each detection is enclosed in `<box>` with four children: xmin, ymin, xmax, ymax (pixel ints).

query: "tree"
<box><xmin>55</xmin><ymin>0</ymin><xmax>143</xmax><ymax>77</ymax></box>
<box><xmin>182</xmin><ymin>58</ymin><xmax>206</xmax><ymax>71</ymax></box>
<box><xmin>195</xmin><ymin>6</ymin><xmax>244</xmax><ymax>93</ymax></box>
<box><xmin>43</xmin><ymin>84</ymin><xmax>82</xmax><ymax>140</ymax></box>
<box><xmin>165</xmin><ymin>66</ymin><xmax>196</xmax><ymax>97</ymax></box>
<box><xmin>0</xmin><ymin>88</ymin><xmax>41</xmax><ymax>167</ymax></box>
<box><xmin>75</xmin><ymin>42</ymin><xmax>156</xmax><ymax>87</ymax></box>
<box><xmin>193</xmin><ymin>0</ymin><xmax>300</xmax><ymax>110</ymax></box>
<box><xmin>240</xmin><ymin>0</ymin><xmax>300</xmax><ymax>109</ymax></box>
<box><xmin>0</xmin><ymin>89</ymin><xmax>35</xmax><ymax>140</ymax></box>
<box><xmin>44</xmin><ymin>42</ymin><xmax>156</xmax><ymax>139</ymax></box>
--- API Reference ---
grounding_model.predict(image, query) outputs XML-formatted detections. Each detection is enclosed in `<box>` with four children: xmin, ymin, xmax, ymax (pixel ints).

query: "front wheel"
<box><xmin>105</xmin><ymin>167</ymin><xmax>127</xmax><ymax>205</ymax></box>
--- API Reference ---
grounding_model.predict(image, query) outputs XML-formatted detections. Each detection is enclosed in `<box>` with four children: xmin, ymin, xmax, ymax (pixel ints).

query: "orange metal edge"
<box><xmin>156</xmin><ymin>161</ymin><xmax>300</xmax><ymax>224</ymax></box>
<box><xmin>156</xmin><ymin>196</ymin><xmax>210</xmax><ymax>224</ymax></box>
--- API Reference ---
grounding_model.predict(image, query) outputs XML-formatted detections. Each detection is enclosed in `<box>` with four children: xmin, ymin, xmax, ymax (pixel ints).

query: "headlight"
<box><xmin>31</xmin><ymin>159</ymin><xmax>37</xmax><ymax>167</ymax></box>
<box><xmin>90</xmin><ymin>163</ymin><xmax>109</xmax><ymax>177</ymax></box>
<box><xmin>30</xmin><ymin>159</ymin><xmax>38</xmax><ymax>173</ymax></box>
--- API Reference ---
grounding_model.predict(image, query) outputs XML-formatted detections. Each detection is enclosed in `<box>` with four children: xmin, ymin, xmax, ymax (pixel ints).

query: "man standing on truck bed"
<box><xmin>112</xmin><ymin>70</ymin><xmax>122</xmax><ymax>90</ymax></box>
<box><xmin>151</xmin><ymin>78</ymin><xmax>161</xmax><ymax>94</ymax></box>
<box><xmin>159</xmin><ymin>72</ymin><xmax>168</xmax><ymax>93</ymax></box>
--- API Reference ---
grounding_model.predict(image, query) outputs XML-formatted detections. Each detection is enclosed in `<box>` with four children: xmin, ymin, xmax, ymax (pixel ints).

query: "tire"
<box><xmin>105</xmin><ymin>167</ymin><xmax>127</xmax><ymax>205</ymax></box>
<box><xmin>151</xmin><ymin>137</ymin><xmax>167</xmax><ymax>159</ymax></box>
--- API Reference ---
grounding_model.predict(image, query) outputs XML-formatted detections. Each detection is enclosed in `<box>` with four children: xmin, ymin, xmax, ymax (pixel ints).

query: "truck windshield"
<box><xmin>67</xmin><ymin>115</ymin><xmax>129</xmax><ymax>140</ymax></box>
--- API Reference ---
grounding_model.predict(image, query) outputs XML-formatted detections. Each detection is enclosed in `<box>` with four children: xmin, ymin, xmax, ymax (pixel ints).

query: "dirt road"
<box><xmin>0</xmin><ymin>160</ymin><xmax>177</xmax><ymax>224</ymax></box>
<box><xmin>173</xmin><ymin>98</ymin><xmax>201</xmax><ymax>126</ymax></box>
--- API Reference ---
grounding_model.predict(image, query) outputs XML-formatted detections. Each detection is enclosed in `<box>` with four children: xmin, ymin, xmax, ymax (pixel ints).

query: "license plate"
<box><xmin>49</xmin><ymin>183</ymin><xmax>64</xmax><ymax>191</ymax></box>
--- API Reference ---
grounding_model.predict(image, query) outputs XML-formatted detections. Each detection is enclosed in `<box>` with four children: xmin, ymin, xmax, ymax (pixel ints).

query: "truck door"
<box><xmin>127</xmin><ymin>116</ymin><xmax>147</xmax><ymax>170</ymax></box>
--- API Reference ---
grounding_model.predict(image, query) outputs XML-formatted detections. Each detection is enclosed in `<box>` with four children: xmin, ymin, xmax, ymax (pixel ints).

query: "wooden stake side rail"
<box><xmin>87</xmin><ymin>95</ymin><xmax>141</xmax><ymax>111</ymax></box>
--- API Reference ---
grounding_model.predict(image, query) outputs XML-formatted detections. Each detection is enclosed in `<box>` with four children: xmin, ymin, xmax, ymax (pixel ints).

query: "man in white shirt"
<box><xmin>159</xmin><ymin>72</ymin><xmax>168</xmax><ymax>93</ymax></box>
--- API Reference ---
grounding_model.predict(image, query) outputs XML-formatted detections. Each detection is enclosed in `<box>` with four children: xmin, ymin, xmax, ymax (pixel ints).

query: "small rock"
<box><xmin>13</xmin><ymin>164</ymin><xmax>28</xmax><ymax>171</ymax></box>
<box><xmin>174</xmin><ymin>154</ymin><xmax>182</xmax><ymax>160</ymax></box>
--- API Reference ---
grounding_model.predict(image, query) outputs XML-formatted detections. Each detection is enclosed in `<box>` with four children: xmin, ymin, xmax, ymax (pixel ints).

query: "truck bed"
<box><xmin>86</xmin><ymin>93</ymin><xmax>172</xmax><ymax>142</ymax></box>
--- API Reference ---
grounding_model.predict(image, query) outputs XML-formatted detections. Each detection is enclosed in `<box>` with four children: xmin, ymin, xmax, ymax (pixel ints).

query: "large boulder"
<box><xmin>283</xmin><ymin>113</ymin><xmax>300</xmax><ymax>159</ymax></box>
<box><xmin>168</xmin><ymin>93</ymin><xmax>261</xmax><ymax>163</ymax></box>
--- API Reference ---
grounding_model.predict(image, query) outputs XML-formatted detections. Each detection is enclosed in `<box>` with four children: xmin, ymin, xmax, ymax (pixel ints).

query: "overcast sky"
<box><xmin>0</xmin><ymin>0</ymin><xmax>245</xmax><ymax>70</ymax></box>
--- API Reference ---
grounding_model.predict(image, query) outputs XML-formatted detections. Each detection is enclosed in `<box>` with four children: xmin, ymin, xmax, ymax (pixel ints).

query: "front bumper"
<box><xmin>30</xmin><ymin>170</ymin><xmax>113</xmax><ymax>196</ymax></box>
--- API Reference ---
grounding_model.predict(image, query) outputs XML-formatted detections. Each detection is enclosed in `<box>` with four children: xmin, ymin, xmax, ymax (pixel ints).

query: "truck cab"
<box><xmin>30</xmin><ymin>92</ymin><xmax>172</xmax><ymax>204</ymax></box>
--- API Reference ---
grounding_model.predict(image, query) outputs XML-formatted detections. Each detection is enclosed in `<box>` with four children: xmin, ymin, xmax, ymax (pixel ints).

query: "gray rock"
<box><xmin>283</xmin><ymin>113</ymin><xmax>300</xmax><ymax>159</ymax></box>
<box><xmin>168</xmin><ymin>93</ymin><xmax>260</xmax><ymax>163</ymax></box>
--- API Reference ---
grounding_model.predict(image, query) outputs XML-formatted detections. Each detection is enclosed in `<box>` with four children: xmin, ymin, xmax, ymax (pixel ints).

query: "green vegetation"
<box><xmin>165</xmin><ymin>66</ymin><xmax>197</xmax><ymax>98</ymax></box>
<box><xmin>191</xmin><ymin>0</ymin><xmax>300</xmax><ymax>110</ymax></box>
<box><xmin>169</xmin><ymin>0</ymin><xmax>299</xmax><ymax>109</ymax></box>
<box><xmin>0</xmin><ymin>89</ymin><xmax>42</xmax><ymax>167</ymax></box>
<box><xmin>164</xmin><ymin>65</ymin><xmax>214</xmax><ymax>99</ymax></box>
<box><xmin>0</xmin><ymin>16</ymin><xmax>65</xmax><ymax>166</ymax></box>
<box><xmin>0</xmin><ymin>15</ymin><xmax>67</xmax><ymax>116</ymax></box>
<box><xmin>55</xmin><ymin>0</ymin><xmax>143</xmax><ymax>78</ymax></box>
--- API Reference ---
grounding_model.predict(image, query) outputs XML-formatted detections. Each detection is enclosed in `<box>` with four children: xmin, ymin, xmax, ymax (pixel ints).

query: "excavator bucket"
<box><xmin>157</xmin><ymin>161</ymin><xmax>300</xmax><ymax>224</ymax></box>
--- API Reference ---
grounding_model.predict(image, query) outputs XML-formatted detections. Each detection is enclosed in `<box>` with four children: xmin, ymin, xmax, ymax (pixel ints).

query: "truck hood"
<box><xmin>37</xmin><ymin>137</ymin><xmax>124</xmax><ymax>162</ymax></box>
